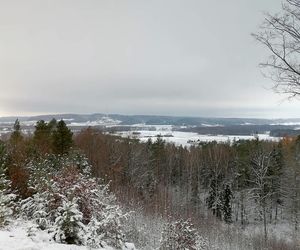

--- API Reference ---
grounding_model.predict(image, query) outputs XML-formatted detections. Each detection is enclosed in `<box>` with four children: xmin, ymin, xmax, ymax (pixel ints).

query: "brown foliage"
<box><xmin>50</xmin><ymin>165</ymin><xmax>100</xmax><ymax>223</ymax></box>
<box><xmin>7</xmin><ymin>138</ymin><xmax>31</xmax><ymax>198</ymax></box>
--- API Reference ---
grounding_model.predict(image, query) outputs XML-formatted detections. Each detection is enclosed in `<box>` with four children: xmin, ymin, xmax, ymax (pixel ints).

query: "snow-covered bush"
<box><xmin>86</xmin><ymin>213</ymin><xmax>126</xmax><ymax>249</ymax></box>
<box><xmin>159</xmin><ymin>219</ymin><xmax>207</xmax><ymax>250</ymax></box>
<box><xmin>0</xmin><ymin>151</ymin><xmax>15</xmax><ymax>227</ymax></box>
<box><xmin>0</xmin><ymin>191</ymin><xmax>14</xmax><ymax>227</ymax></box>
<box><xmin>85</xmin><ymin>217</ymin><xmax>104</xmax><ymax>248</ymax></box>
<box><xmin>87</xmin><ymin>202</ymin><xmax>126</xmax><ymax>248</ymax></box>
<box><xmin>26</xmin><ymin>153</ymin><xmax>92</xmax><ymax>193</ymax></box>
<box><xmin>124</xmin><ymin>211</ymin><xmax>165</xmax><ymax>249</ymax></box>
<box><xmin>53</xmin><ymin>198</ymin><xmax>86</xmax><ymax>245</ymax></box>
<box><xmin>21</xmin><ymin>153</ymin><xmax>127</xmax><ymax>248</ymax></box>
<box><xmin>21</xmin><ymin>192</ymin><xmax>50</xmax><ymax>230</ymax></box>
<box><xmin>49</xmin><ymin>165</ymin><xmax>126</xmax><ymax>247</ymax></box>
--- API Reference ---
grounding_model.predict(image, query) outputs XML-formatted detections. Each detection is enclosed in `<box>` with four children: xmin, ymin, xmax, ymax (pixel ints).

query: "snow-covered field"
<box><xmin>0</xmin><ymin>221</ymin><xmax>135</xmax><ymax>250</ymax></box>
<box><xmin>0</xmin><ymin>121</ymin><xmax>281</xmax><ymax>146</ymax></box>
<box><xmin>69</xmin><ymin>117</ymin><xmax>122</xmax><ymax>127</ymax></box>
<box><xmin>115</xmin><ymin>125</ymin><xmax>279</xmax><ymax>147</ymax></box>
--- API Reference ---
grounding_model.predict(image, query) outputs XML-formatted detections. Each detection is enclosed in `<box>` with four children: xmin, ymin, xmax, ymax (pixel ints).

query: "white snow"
<box><xmin>0</xmin><ymin>220</ymin><xmax>135</xmax><ymax>250</ymax></box>
<box><xmin>20</xmin><ymin>121</ymin><xmax>38</xmax><ymax>126</ymax></box>
<box><xmin>201</xmin><ymin>123</ymin><xmax>223</xmax><ymax>127</ymax></box>
<box><xmin>270</xmin><ymin>122</ymin><xmax>300</xmax><ymax>126</ymax></box>
<box><xmin>116</xmin><ymin>128</ymin><xmax>279</xmax><ymax>147</ymax></box>
<box><xmin>70</xmin><ymin>117</ymin><xmax>121</xmax><ymax>127</ymax></box>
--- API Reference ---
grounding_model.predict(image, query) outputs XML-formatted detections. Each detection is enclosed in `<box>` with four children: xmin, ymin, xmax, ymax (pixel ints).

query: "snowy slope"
<box><xmin>0</xmin><ymin>221</ymin><xmax>135</xmax><ymax>250</ymax></box>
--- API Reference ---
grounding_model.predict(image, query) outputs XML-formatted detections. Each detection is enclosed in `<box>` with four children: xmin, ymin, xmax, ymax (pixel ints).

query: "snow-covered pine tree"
<box><xmin>0</xmin><ymin>181</ymin><xmax>14</xmax><ymax>226</ymax></box>
<box><xmin>86</xmin><ymin>217</ymin><xmax>104</xmax><ymax>248</ymax></box>
<box><xmin>53</xmin><ymin>198</ymin><xmax>86</xmax><ymax>245</ymax></box>
<box><xmin>21</xmin><ymin>192</ymin><xmax>50</xmax><ymax>230</ymax></box>
<box><xmin>0</xmin><ymin>142</ymin><xmax>15</xmax><ymax>226</ymax></box>
<box><xmin>22</xmin><ymin>153</ymin><xmax>127</xmax><ymax>248</ymax></box>
<box><xmin>93</xmin><ymin>202</ymin><xmax>126</xmax><ymax>249</ymax></box>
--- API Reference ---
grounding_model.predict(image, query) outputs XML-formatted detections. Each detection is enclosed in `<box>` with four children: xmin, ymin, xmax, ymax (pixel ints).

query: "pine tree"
<box><xmin>33</xmin><ymin>120</ymin><xmax>53</xmax><ymax>154</ymax></box>
<box><xmin>206</xmin><ymin>179</ymin><xmax>222</xmax><ymax>219</ymax></box>
<box><xmin>268</xmin><ymin>144</ymin><xmax>284</xmax><ymax>224</ymax></box>
<box><xmin>86</xmin><ymin>217</ymin><xmax>104</xmax><ymax>248</ymax></box>
<box><xmin>34</xmin><ymin>120</ymin><xmax>50</xmax><ymax>136</ymax></box>
<box><xmin>52</xmin><ymin>120</ymin><xmax>73</xmax><ymax>155</ymax></box>
<box><xmin>48</xmin><ymin>118</ymin><xmax>57</xmax><ymax>131</ymax></box>
<box><xmin>53</xmin><ymin>198</ymin><xmax>86</xmax><ymax>245</ymax></box>
<box><xmin>0</xmin><ymin>190</ymin><xmax>14</xmax><ymax>227</ymax></box>
<box><xmin>0</xmin><ymin>141</ymin><xmax>8</xmax><ymax>191</ymax></box>
<box><xmin>222</xmin><ymin>184</ymin><xmax>232</xmax><ymax>223</ymax></box>
<box><xmin>10</xmin><ymin>119</ymin><xmax>23</xmax><ymax>143</ymax></box>
<box><xmin>22</xmin><ymin>155</ymin><xmax>127</xmax><ymax>248</ymax></box>
<box><xmin>282</xmin><ymin>136</ymin><xmax>300</xmax><ymax>232</ymax></box>
<box><xmin>0</xmin><ymin>142</ymin><xmax>14</xmax><ymax>226</ymax></box>
<box><xmin>21</xmin><ymin>192</ymin><xmax>50</xmax><ymax>230</ymax></box>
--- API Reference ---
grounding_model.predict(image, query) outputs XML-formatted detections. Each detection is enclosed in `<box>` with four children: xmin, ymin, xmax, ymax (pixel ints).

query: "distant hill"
<box><xmin>1</xmin><ymin>114</ymin><xmax>300</xmax><ymax>137</ymax></box>
<box><xmin>1</xmin><ymin>113</ymin><xmax>300</xmax><ymax>127</ymax></box>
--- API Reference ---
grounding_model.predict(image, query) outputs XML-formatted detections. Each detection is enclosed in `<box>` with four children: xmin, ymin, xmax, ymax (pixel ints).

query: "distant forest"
<box><xmin>2</xmin><ymin>113</ymin><xmax>300</xmax><ymax>139</ymax></box>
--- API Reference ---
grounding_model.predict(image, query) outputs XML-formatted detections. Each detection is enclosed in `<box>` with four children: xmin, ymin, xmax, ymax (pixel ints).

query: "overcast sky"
<box><xmin>0</xmin><ymin>0</ymin><xmax>299</xmax><ymax>118</ymax></box>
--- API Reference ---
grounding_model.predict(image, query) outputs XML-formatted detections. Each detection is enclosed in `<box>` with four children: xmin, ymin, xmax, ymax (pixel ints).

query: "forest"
<box><xmin>0</xmin><ymin>119</ymin><xmax>300</xmax><ymax>249</ymax></box>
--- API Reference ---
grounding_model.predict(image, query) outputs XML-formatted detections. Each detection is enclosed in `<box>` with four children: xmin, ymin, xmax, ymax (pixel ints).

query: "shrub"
<box><xmin>21</xmin><ymin>154</ymin><xmax>127</xmax><ymax>248</ymax></box>
<box><xmin>159</xmin><ymin>219</ymin><xmax>207</xmax><ymax>250</ymax></box>
<box><xmin>53</xmin><ymin>198</ymin><xmax>86</xmax><ymax>245</ymax></box>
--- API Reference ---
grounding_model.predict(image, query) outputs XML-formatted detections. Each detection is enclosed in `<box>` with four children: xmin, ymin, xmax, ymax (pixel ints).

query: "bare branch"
<box><xmin>253</xmin><ymin>0</ymin><xmax>300</xmax><ymax>98</ymax></box>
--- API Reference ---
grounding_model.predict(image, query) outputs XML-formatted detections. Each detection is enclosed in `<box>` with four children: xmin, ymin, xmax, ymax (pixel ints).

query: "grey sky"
<box><xmin>0</xmin><ymin>0</ymin><xmax>299</xmax><ymax>118</ymax></box>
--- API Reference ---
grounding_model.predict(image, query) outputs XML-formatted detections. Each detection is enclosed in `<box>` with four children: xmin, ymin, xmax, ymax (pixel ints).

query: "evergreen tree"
<box><xmin>21</xmin><ymin>192</ymin><xmax>50</xmax><ymax>230</ymax></box>
<box><xmin>232</xmin><ymin>140</ymin><xmax>253</xmax><ymax>226</ymax></box>
<box><xmin>33</xmin><ymin>120</ymin><xmax>53</xmax><ymax>154</ymax></box>
<box><xmin>34</xmin><ymin>120</ymin><xmax>50</xmax><ymax>140</ymax></box>
<box><xmin>0</xmin><ymin>186</ymin><xmax>14</xmax><ymax>226</ymax></box>
<box><xmin>86</xmin><ymin>217</ymin><xmax>104</xmax><ymax>248</ymax></box>
<box><xmin>10</xmin><ymin>119</ymin><xmax>23</xmax><ymax>143</ymax></box>
<box><xmin>206</xmin><ymin>179</ymin><xmax>222</xmax><ymax>219</ymax></box>
<box><xmin>53</xmin><ymin>198</ymin><xmax>86</xmax><ymax>245</ymax></box>
<box><xmin>48</xmin><ymin>118</ymin><xmax>57</xmax><ymax>131</ymax></box>
<box><xmin>268</xmin><ymin>143</ymin><xmax>284</xmax><ymax>224</ymax></box>
<box><xmin>282</xmin><ymin>136</ymin><xmax>300</xmax><ymax>232</ymax></box>
<box><xmin>0</xmin><ymin>141</ymin><xmax>8</xmax><ymax>191</ymax></box>
<box><xmin>0</xmin><ymin>142</ymin><xmax>14</xmax><ymax>226</ymax></box>
<box><xmin>222</xmin><ymin>184</ymin><xmax>232</xmax><ymax>223</ymax></box>
<box><xmin>22</xmin><ymin>155</ymin><xmax>127</xmax><ymax>248</ymax></box>
<box><xmin>52</xmin><ymin>120</ymin><xmax>73</xmax><ymax>155</ymax></box>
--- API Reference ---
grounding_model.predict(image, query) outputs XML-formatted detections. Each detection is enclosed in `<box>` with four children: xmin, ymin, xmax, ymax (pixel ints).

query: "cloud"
<box><xmin>1</xmin><ymin>0</ymin><xmax>298</xmax><ymax>118</ymax></box>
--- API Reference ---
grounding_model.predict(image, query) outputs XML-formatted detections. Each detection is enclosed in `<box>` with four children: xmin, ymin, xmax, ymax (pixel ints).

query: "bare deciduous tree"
<box><xmin>253</xmin><ymin>0</ymin><xmax>300</xmax><ymax>98</ymax></box>
<box><xmin>249</xmin><ymin>147</ymin><xmax>274</xmax><ymax>242</ymax></box>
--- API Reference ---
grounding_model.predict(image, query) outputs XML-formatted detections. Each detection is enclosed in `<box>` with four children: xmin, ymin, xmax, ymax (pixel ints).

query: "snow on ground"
<box><xmin>270</xmin><ymin>122</ymin><xmax>300</xmax><ymax>126</ymax></box>
<box><xmin>0</xmin><ymin>121</ymin><xmax>280</xmax><ymax>146</ymax></box>
<box><xmin>20</xmin><ymin>121</ymin><xmax>38</xmax><ymax>126</ymax></box>
<box><xmin>0</xmin><ymin>220</ymin><xmax>135</xmax><ymax>250</ymax></box>
<box><xmin>243</xmin><ymin>222</ymin><xmax>300</xmax><ymax>246</ymax></box>
<box><xmin>201</xmin><ymin>123</ymin><xmax>223</xmax><ymax>127</ymax></box>
<box><xmin>70</xmin><ymin>117</ymin><xmax>121</xmax><ymax>127</ymax></box>
<box><xmin>116</xmin><ymin>129</ymin><xmax>279</xmax><ymax>147</ymax></box>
